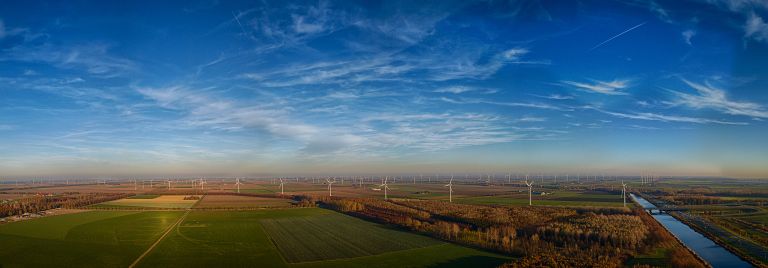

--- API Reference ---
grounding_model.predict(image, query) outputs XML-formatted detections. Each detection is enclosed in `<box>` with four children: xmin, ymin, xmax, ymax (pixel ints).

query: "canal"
<box><xmin>631</xmin><ymin>194</ymin><xmax>752</xmax><ymax>268</ymax></box>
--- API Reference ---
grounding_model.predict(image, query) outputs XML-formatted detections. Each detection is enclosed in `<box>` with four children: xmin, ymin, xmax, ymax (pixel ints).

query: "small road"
<box><xmin>128</xmin><ymin>209</ymin><xmax>191</xmax><ymax>268</ymax></box>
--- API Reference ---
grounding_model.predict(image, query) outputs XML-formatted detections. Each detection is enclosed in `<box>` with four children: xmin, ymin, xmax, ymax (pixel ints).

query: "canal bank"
<box><xmin>631</xmin><ymin>194</ymin><xmax>753</xmax><ymax>268</ymax></box>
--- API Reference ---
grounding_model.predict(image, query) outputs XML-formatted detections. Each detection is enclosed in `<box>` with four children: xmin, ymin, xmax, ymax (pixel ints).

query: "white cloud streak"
<box><xmin>667</xmin><ymin>79</ymin><xmax>768</xmax><ymax>119</ymax></box>
<box><xmin>561</xmin><ymin>79</ymin><xmax>630</xmax><ymax>95</ymax></box>
<box><xmin>2</xmin><ymin>43</ymin><xmax>137</xmax><ymax>77</ymax></box>
<box><xmin>592</xmin><ymin>107</ymin><xmax>747</xmax><ymax>125</ymax></box>
<box><xmin>439</xmin><ymin>97</ymin><xmax>570</xmax><ymax>111</ymax></box>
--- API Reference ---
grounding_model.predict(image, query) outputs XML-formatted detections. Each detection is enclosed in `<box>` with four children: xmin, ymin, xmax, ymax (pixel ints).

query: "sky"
<box><xmin>1</xmin><ymin>0</ymin><xmax>767</xmax><ymax>178</ymax></box>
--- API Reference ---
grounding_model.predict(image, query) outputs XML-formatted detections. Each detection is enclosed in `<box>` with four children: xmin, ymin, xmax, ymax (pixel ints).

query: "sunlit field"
<box><xmin>0</xmin><ymin>211</ymin><xmax>183</xmax><ymax>267</ymax></box>
<box><xmin>90</xmin><ymin>195</ymin><xmax>200</xmax><ymax>209</ymax></box>
<box><xmin>136</xmin><ymin>209</ymin><xmax>509</xmax><ymax>267</ymax></box>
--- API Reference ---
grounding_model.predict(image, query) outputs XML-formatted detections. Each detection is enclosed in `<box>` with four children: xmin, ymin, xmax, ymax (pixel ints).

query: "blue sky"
<box><xmin>1</xmin><ymin>0</ymin><xmax>767</xmax><ymax>178</ymax></box>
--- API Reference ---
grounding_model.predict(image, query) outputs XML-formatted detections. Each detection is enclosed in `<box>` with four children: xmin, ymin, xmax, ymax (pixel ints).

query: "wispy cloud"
<box><xmin>0</xmin><ymin>19</ymin><xmax>30</xmax><ymax>39</ymax></box>
<box><xmin>744</xmin><ymin>12</ymin><xmax>768</xmax><ymax>43</ymax></box>
<box><xmin>433</xmin><ymin>86</ymin><xmax>496</xmax><ymax>94</ymax></box>
<box><xmin>706</xmin><ymin>0</ymin><xmax>768</xmax><ymax>13</ymax></box>
<box><xmin>240</xmin><ymin>45</ymin><xmax>548</xmax><ymax>88</ymax></box>
<box><xmin>682</xmin><ymin>29</ymin><xmax>696</xmax><ymax>45</ymax></box>
<box><xmin>561</xmin><ymin>79</ymin><xmax>631</xmax><ymax>95</ymax></box>
<box><xmin>421</xmin><ymin>47</ymin><xmax>549</xmax><ymax>81</ymax></box>
<box><xmin>649</xmin><ymin>1</ymin><xmax>673</xmax><ymax>23</ymax></box>
<box><xmin>361</xmin><ymin>113</ymin><xmax>537</xmax><ymax>151</ymax></box>
<box><xmin>434</xmin><ymin>86</ymin><xmax>475</xmax><ymax>94</ymax></box>
<box><xmin>0</xmin><ymin>19</ymin><xmax>8</xmax><ymax>39</ymax></box>
<box><xmin>533</xmin><ymin>94</ymin><xmax>574</xmax><ymax>100</ymax></box>
<box><xmin>515</xmin><ymin>116</ymin><xmax>547</xmax><ymax>122</ymax></box>
<box><xmin>240</xmin><ymin>1</ymin><xmax>349</xmax><ymax>45</ymax></box>
<box><xmin>667</xmin><ymin>79</ymin><xmax>768</xmax><ymax>118</ymax></box>
<box><xmin>702</xmin><ymin>0</ymin><xmax>768</xmax><ymax>44</ymax></box>
<box><xmin>2</xmin><ymin>43</ymin><xmax>138</xmax><ymax>78</ymax></box>
<box><xmin>592</xmin><ymin>107</ymin><xmax>747</xmax><ymax>125</ymax></box>
<box><xmin>135</xmin><ymin>86</ymin><xmax>323</xmax><ymax>142</ymax></box>
<box><xmin>439</xmin><ymin>97</ymin><xmax>570</xmax><ymax>111</ymax></box>
<box><xmin>351</xmin><ymin>9</ymin><xmax>449</xmax><ymax>45</ymax></box>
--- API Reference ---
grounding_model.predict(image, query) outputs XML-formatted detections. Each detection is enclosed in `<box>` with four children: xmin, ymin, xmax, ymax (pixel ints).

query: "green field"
<box><xmin>0</xmin><ymin>211</ymin><xmax>183</xmax><ymax>267</ymax></box>
<box><xmin>138</xmin><ymin>208</ymin><xmax>510</xmax><ymax>267</ymax></box>
<box><xmin>626</xmin><ymin>247</ymin><xmax>672</xmax><ymax>267</ymax></box>
<box><xmin>260</xmin><ymin>213</ymin><xmax>440</xmax><ymax>262</ymax></box>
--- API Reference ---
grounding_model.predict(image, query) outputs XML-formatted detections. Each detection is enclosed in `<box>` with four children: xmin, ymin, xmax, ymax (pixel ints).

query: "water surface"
<box><xmin>631</xmin><ymin>194</ymin><xmax>752</xmax><ymax>268</ymax></box>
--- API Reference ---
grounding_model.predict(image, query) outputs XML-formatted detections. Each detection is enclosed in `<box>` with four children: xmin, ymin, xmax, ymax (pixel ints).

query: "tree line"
<box><xmin>0</xmin><ymin>192</ymin><xmax>129</xmax><ymax>218</ymax></box>
<box><xmin>320</xmin><ymin>197</ymin><xmax>704</xmax><ymax>267</ymax></box>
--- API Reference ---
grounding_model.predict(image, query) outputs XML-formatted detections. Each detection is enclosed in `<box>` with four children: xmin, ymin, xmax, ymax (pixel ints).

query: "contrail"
<box><xmin>589</xmin><ymin>22</ymin><xmax>647</xmax><ymax>51</ymax></box>
<box><xmin>231</xmin><ymin>11</ymin><xmax>248</xmax><ymax>37</ymax></box>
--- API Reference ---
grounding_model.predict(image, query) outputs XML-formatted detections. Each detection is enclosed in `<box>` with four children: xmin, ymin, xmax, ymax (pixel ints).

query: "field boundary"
<box><xmin>128</xmin><ymin>209</ymin><xmax>191</xmax><ymax>268</ymax></box>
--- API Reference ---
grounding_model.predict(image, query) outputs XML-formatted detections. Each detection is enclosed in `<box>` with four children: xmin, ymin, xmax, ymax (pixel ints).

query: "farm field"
<box><xmin>239</xmin><ymin>188</ymin><xmax>277</xmax><ymax>194</ymax></box>
<box><xmin>456</xmin><ymin>191</ymin><xmax>625</xmax><ymax>207</ymax></box>
<box><xmin>0</xmin><ymin>193</ymin><xmax>27</xmax><ymax>200</ymax></box>
<box><xmin>127</xmin><ymin>194</ymin><xmax>161</xmax><ymax>199</ymax></box>
<box><xmin>25</xmin><ymin>184</ymin><xmax>138</xmax><ymax>193</ymax></box>
<box><xmin>0</xmin><ymin>210</ymin><xmax>183</xmax><ymax>267</ymax></box>
<box><xmin>260</xmin><ymin>212</ymin><xmax>440</xmax><ymax>262</ymax></box>
<box><xmin>138</xmin><ymin>208</ymin><xmax>510</xmax><ymax>267</ymax></box>
<box><xmin>91</xmin><ymin>195</ymin><xmax>199</xmax><ymax>209</ymax></box>
<box><xmin>194</xmin><ymin>195</ymin><xmax>294</xmax><ymax>209</ymax></box>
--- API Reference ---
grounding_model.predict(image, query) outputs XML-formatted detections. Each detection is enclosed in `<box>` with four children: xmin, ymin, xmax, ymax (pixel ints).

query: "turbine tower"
<box><xmin>279</xmin><ymin>178</ymin><xmax>285</xmax><ymax>196</ymax></box>
<box><xmin>621</xmin><ymin>181</ymin><xmax>627</xmax><ymax>208</ymax></box>
<box><xmin>326</xmin><ymin>178</ymin><xmax>336</xmax><ymax>197</ymax></box>
<box><xmin>445</xmin><ymin>177</ymin><xmax>454</xmax><ymax>202</ymax></box>
<box><xmin>524</xmin><ymin>177</ymin><xmax>534</xmax><ymax>206</ymax></box>
<box><xmin>167</xmin><ymin>179</ymin><xmax>172</xmax><ymax>190</ymax></box>
<box><xmin>380</xmin><ymin>177</ymin><xmax>390</xmax><ymax>200</ymax></box>
<box><xmin>235</xmin><ymin>178</ymin><xmax>242</xmax><ymax>194</ymax></box>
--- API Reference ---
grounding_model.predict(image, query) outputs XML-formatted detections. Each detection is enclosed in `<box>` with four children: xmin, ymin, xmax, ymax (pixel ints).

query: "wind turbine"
<box><xmin>279</xmin><ymin>178</ymin><xmax>285</xmax><ymax>196</ymax></box>
<box><xmin>621</xmin><ymin>180</ymin><xmax>627</xmax><ymax>208</ymax></box>
<box><xmin>326</xmin><ymin>178</ymin><xmax>336</xmax><ymax>197</ymax></box>
<box><xmin>167</xmin><ymin>179</ymin><xmax>172</xmax><ymax>190</ymax></box>
<box><xmin>445</xmin><ymin>177</ymin><xmax>454</xmax><ymax>202</ymax></box>
<box><xmin>524</xmin><ymin>177</ymin><xmax>534</xmax><ymax>206</ymax></box>
<box><xmin>379</xmin><ymin>177</ymin><xmax>390</xmax><ymax>200</ymax></box>
<box><xmin>200</xmin><ymin>178</ymin><xmax>207</xmax><ymax>191</ymax></box>
<box><xmin>235</xmin><ymin>178</ymin><xmax>242</xmax><ymax>194</ymax></box>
